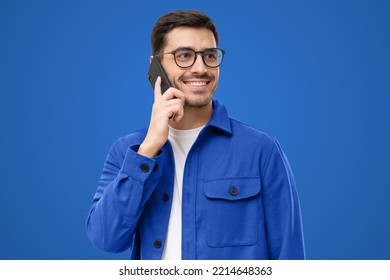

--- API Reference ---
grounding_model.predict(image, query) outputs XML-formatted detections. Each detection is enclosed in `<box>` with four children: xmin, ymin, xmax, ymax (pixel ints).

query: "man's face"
<box><xmin>160</xmin><ymin>27</ymin><xmax>219</xmax><ymax>108</ymax></box>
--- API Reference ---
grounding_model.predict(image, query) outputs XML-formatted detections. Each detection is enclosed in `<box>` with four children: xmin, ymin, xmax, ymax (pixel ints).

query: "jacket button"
<box><xmin>153</xmin><ymin>163</ymin><xmax>159</xmax><ymax>171</ymax></box>
<box><xmin>229</xmin><ymin>187</ymin><xmax>238</xmax><ymax>196</ymax></box>
<box><xmin>154</xmin><ymin>240</ymin><xmax>162</xmax><ymax>249</ymax></box>
<box><xmin>162</xmin><ymin>193</ymin><xmax>169</xmax><ymax>202</ymax></box>
<box><xmin>141</xmin><ymin>163</ymin><xmax>149</xmax><ymax>173</ymax></box>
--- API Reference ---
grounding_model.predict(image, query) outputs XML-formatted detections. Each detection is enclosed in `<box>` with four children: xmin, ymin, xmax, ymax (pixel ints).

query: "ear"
<box><xmin>149</xmin><ymin>55</ymin><xmax>153</xmax><ymax>64</ymax></box>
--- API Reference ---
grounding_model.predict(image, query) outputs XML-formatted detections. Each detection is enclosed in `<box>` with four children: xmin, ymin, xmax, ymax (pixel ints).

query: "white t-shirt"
<box><xmin>161</xmin><ymin>125</ymin><xmax>205</xmax><ymax>260</ymax></box>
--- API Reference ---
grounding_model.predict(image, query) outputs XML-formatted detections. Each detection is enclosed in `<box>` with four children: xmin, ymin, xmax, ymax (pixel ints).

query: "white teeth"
<box><xmin>186</xmin><ymin>81</ymin><xmax>207</xmax><ymax>87</ymax></box>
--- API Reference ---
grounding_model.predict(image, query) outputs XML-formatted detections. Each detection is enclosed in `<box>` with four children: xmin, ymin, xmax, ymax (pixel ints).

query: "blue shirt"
<box><xmin>86</xmin><ymin>99</ymin><xmax>305</xmax><ymax>260</ymax></box>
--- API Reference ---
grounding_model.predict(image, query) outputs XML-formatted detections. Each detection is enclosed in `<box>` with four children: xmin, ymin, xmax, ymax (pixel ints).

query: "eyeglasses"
<box><xmin>155</xmin><ymin>47</ymin><xmax>226</xmax><ymax>68</ymax></box>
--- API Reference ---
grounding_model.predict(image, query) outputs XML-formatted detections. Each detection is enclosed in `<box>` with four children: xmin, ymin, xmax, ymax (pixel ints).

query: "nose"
<box><xmin>190</xmin><ymin>53</ymin><xmax>207</xmax><ymax>74</ymax></box>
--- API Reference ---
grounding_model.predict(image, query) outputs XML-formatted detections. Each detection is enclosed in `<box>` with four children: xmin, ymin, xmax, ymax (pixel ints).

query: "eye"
<box><xmin>204</xmin><ymin>50</ymin><xmax>218</xmax><ymax>61</ymax></box>
<box><xmin>175</xmin><ymin>49</ymin><xmax>194</xmax><ymax>60</ymax></box>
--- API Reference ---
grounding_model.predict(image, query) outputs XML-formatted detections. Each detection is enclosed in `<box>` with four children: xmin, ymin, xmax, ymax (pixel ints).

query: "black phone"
<box><xmin>147</xmin><ymin>56</ymin><xmax>172</xmax><ymax>94</ymax></box>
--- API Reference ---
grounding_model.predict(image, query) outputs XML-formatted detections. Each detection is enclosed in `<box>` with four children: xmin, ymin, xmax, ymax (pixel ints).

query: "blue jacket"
<box><xmin>86</xmin><ymin>99</ymin><xmax>305</xmax><ymax>259</ymax></box>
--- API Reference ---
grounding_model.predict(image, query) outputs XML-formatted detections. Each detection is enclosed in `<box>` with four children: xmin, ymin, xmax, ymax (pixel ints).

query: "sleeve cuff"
<box><xmin>118</xmin><ymin>144</ymin><xmax>163</xmax><ymax>182</ymax></box>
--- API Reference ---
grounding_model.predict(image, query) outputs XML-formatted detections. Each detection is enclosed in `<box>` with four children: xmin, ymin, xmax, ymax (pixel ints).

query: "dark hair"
<box><xmin>151</xmin><ymin>10</ymin><xmax>219</xmax><ymax>55</ymax></box>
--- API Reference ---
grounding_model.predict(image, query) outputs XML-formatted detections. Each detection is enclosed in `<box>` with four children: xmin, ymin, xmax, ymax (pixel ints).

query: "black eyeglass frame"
<box><xmin>155</xmin><ymin>47</ymin><xmax>226</xmax><ymax>68</ymax></box>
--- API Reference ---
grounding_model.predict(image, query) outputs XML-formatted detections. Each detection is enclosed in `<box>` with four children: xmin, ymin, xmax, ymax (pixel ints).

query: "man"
<box><xmin>86</xmin><ymin>10</ymin><xmax>305</xmax><ymax>260</ymax></box>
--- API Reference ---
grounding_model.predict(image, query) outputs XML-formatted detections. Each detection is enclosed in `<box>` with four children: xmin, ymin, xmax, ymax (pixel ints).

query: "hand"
<box><xmin>138</xmin><ymin>77</ymin><xmax>185</xmax><ymax>158</ymax></box>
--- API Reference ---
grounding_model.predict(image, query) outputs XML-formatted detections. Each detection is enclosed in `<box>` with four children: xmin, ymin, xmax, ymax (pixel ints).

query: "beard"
<box><xmin>174</xmin><ymin>73</ymin><xmax>216</xmax><ymax>108</ymax></box>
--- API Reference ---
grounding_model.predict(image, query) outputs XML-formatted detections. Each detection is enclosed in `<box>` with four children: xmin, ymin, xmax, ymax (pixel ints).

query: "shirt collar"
<box><xmin>205</xmin><ymin>99</ymin><xmax>232</xmax><ymax>135</ymax></box>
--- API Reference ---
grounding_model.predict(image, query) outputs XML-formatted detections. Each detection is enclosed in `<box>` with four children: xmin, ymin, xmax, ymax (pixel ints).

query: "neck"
<box><xmin>169</xmin><ymin>101</ymin><xmax>213</xmax><ymax>130</ymax></box>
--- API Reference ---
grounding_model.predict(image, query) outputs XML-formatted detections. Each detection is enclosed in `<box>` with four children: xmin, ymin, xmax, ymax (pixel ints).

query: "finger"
<box><xmin>153</xmin><ymin>98</ymin><xmax>181</xmax><ymax>119</ymax></box>
<box><xmin>172</xmin><ymin>89</ymin><xmax>186</xmax><ymax>106</ymax></box>
<box><xmin>154</xmin><ymin>76</ymin><xmax>162</xmax><ymax>101</ymax></box>
<box><xmin>165</xmin><ymin>99</ymin><xmax>184</xmax><ymax>121</ymax></box>
<box><xmin>171</xmin><ymin>88</ymin><xmax>185</xmax><ymax>100</ymax></box>
<box><xmin>162</xmin><ymin>87</ymin><xmax>186</xmax><ymax>106</ymax></box>
<box><xmin>173</xmin><ymin>102</ymin><xmax>185</xmax><ymax>122</ymax></box>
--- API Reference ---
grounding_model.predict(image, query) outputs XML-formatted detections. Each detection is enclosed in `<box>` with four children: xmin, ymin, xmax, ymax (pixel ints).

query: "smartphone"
<box><xmin>147</xmin><ymin>56</ymin><xmax>172</xmax><ymax>94</ymax></box>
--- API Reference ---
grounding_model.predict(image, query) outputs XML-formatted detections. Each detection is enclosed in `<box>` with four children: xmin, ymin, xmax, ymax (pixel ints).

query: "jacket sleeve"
<box><xmin>261</xmin><ymin>138</ymin><xmax>306</xmax><ymax>259</ymax></box>
<box><xmin>86</xmin><ymin>140</ymin><xmax>163</xmax><ymax>253</ymax></box>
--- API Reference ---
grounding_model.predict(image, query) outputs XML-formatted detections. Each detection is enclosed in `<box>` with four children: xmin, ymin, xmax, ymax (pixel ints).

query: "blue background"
<box><xmin>1</xmin><ymin>0</ymin><xmax>389</xmax><ymax>259</ymax></box>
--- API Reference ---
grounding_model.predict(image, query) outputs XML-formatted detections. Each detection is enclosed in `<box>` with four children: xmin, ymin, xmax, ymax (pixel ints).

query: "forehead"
<box><xmin>164</xmin><ymin>27</ymin><xmax>217</xmax><ymax>51</ymax></box>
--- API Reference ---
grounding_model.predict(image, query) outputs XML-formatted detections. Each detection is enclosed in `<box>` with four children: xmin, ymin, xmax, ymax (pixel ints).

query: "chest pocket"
<box><xmin>203</xmin><ymin>177</ymin><xmax>261</xmax><ymax>247</ymax></box>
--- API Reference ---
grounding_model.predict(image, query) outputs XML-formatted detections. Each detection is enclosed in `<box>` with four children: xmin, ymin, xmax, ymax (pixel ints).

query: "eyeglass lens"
<box><xmin>174</xmin><ymin>48</ymin><xmax>224</xmax><ymax>68</ymax></box>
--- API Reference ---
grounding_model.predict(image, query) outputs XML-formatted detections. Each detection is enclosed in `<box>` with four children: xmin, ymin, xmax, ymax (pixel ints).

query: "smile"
<box><xmin>184</xmin><ymin>81</ymin><xmax>208</xmax><ymax>87</ymax></box>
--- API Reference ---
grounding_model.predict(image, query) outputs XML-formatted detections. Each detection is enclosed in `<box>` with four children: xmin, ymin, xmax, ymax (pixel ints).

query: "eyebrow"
<box><xmin>175</xmin><ymin>46</ymin><xmax>193</xmax><ymax>49</ymax></box>
<box><xmin>171</xmin><ymin>46</ymin><xmax>216</xmax><ymax>52</ymax></box>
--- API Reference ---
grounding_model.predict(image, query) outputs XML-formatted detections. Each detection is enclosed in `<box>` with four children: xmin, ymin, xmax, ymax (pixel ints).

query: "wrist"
<box><xmin>138</xmin><ymin>140</ymin><xmax>162</xmax><ymax>158</ymax></box>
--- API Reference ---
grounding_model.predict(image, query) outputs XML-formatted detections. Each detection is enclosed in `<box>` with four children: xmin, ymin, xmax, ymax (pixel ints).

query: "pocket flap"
<box><xmin>204</xmin><ymin>177</ymin><xmax>261</xmax><ymax>201</ymax></box>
